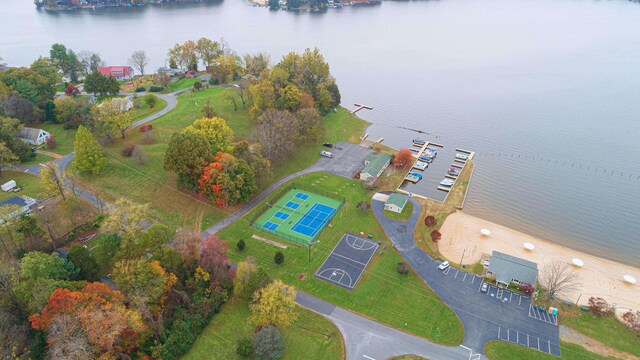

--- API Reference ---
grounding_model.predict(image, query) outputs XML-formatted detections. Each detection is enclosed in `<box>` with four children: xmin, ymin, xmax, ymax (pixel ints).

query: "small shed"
<box><xmin>384</xmin><ymin>193</ymin><xmax>408</xmax><ymax>213</ymax></box>
<box><xmin>486</xmin><ymin>251</ymin><xmax>538</xmax><ymax>287</ymax></box>
<box><xmin>1</xmin><ymin>180</ymin><xmax>16</xmax><ymax>192</ymax></box>
<box><xmin>19</xmin><ymin>127</ymin><xmax>51</xmax><ymax>146</ymax></box>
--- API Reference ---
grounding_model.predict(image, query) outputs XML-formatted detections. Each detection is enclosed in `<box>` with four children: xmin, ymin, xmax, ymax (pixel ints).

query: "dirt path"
<box><xmin>36</xmin><ymin>150</ymin><xmax>64</xmax><ymax>159</ymax></box>
<box><xmin>559</xmin><ymin>325</ymin><xmax>639</xmax><ymax>360</ymax></box>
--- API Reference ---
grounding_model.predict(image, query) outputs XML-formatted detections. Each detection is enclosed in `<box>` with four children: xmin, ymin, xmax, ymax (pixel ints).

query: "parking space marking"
<box><xmin>454</xmin><ymin>269</ymin><xmax>460</xmax><ymax>278</ymax></box>
<box><xmin>528</xmin><ymin>304</ymin><xmax>558</xmax><ymax>325</ymax></box>
<box><xmin>463</xmin><ymin>273</ymin><xmax>467</xmax><ymax>282</ymax></box>
<box><xmin>442</xmin><ymin>266</ymin><xmax>451</xmax><ymax>275</ymax></box>
<box><xmin>497</xmin><ymin>326</ymin><xmax>555</xmax><ymax>356</ymax></box>
<box><xmin>470</xmin><ymin>275</ymin><xmax>476</xmax><ymax>284</ymax></box>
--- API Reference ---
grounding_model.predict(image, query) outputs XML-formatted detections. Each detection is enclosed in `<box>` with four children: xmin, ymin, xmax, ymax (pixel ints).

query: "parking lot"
<box><xmin>497</xmin><ymin>325</ymin><xmax>561</xmax><ymax>356</ymax></box>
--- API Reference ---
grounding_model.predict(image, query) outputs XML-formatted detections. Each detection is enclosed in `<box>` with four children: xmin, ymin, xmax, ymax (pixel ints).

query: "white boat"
<box><xmin>456</xmin><ymin>153</ymin><xmax>468</xmax><ymax>161</ymax></box>
<box><xmin>440</xmin><ymin>178</ymin><xmax>455</xmax><ymax>187</ymax></box>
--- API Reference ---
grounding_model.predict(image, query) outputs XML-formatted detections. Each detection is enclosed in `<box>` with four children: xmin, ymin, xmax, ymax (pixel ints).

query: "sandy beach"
<box><xmin>438</xmin><ymin>212</ymin><xmax>640</xmax><ymax>312</ymax></box>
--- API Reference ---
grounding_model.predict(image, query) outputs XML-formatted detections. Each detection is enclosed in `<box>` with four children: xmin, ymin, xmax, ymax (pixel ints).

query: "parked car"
<box><xmin>481</xmin><ymin>282</ymin><xmax>489</xmax><ymax>293</ymax></box>
<box><xmin>320</xmin><ymin>151</ymin><xmax>333</xmax><ymax>158</ymax></box>
<box><xmin>438</xmin><ymin>261</ymin><xmax>450</xmax><ymax>270</ymax></box>
<box><xmin>323</xmin><ymin>143</ymin><xmax>334</xmax><ymax>148</ymax></box>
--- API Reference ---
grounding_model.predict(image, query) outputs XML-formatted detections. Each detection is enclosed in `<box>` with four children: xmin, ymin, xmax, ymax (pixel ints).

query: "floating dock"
<box><xmin>437</xmin><ymin>186</ymin><xmax>452</xmax><ymax>192</ymax></box>
<box><xmin>352</xmin><ymin>103</ymin><xmax>373</xmax><ymax>114</ymax></box>
<box><xmin>451</xmin><ymin>163</ymin><xmax>464</xmax><ymax>169</ymax></box>
<box><xmin>445</xmin><ymin>174</ymin><xmax>457</xmax><ymax>180</ymax></box>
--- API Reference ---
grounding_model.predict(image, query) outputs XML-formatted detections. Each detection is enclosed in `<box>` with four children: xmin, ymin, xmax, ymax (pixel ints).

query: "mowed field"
<box><xmin>70</xmin><ymin>86</ymin><xmax>368</xmax><ymax>231</ymax></box>
<box><xmin>218</xmin><ymin>172</ymin><xmax>464</xmax><ymax>345</ymax></box>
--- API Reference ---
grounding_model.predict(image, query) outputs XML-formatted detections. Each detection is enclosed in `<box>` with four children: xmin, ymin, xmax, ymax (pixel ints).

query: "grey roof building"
<box><xmin>487</xmin><ymin>251</ymin><xmax>538</xmax><ymax>287</ymax></box>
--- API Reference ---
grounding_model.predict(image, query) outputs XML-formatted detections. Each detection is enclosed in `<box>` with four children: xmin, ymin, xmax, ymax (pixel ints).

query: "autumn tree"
<box><xmin>295</xmin><ymin>108</ymin><xmax>322</xmax><ymax>143</ymax></box>
<box><xmin>167</xmin><ymin>40</ymin><xmax>198</xmax><ymax>70</ymax></box>
<box><xmin>539</xmin><ymin>260</ymin><xmax>580</xmax><ymax>300</ymax></box>
<box><xmin>183</xmin><ymin>117</ymin><xmax>235</xmax><ymax>154</ymax></box>
<box><xmin>394</xmin><ymin>149</ymin><xmax>414</xmax><ymax>168</ymax></box>
<box><xmin>588</xmin><ymin>297</ymin><xmax>613</xmax><ymax>317</ymax></box>
<box><xmin>424</xmin><ymin>215</ymin><xmax>436</xmax><ymax>227</ymax></box>
<box><xmin>250</xmin><ymin>280</ymin><xmax>298</xmax><ymax>328</ymax></box>
<box><xmin>430</xmin><ymin>230</ymin><xmax>441</xmax><ymax>243</ymax></box>
<box><xmin>128</xmin><ymin>50</ymin><xmax>149</xmax><ymax>76</ymax></box>
<box><xmin>40</xmin><ymin>162</ymin><xmax>66</xmax><ymax>200</ymax></box>
<box><xmin>102</xmin><ymin>198</ymin><xmax>149</xmax><ymax>248</ymax></box>
<box><xmin>94</xmin><ymin>97</ymin><xmax>134</xmax><ymax>139</ymax></box>
<box><xmin>0</xmin><ymin>142</ymin><xmax>18</xmax><ymax>176</ymax></box>
<box><xmin>143</xmin><ymin>93</ymin><xmax>158</xmax><ymax>108</ymax></box>
<box><xmin>622</xmin><ymin>310</ymin><xmax>640</xmax><ymax>332</ymax></box>
<box><xmin>195</xmin><ymin>37</ymin><xmax>223</xmax><ymax>67</ymax></box>
<box><xmin>83</xmin><ymin>70</ymin><xmax>120</xmax><ymax>97</ymax></box>
<box><xmin>54</xmin><ymin>96</ymin><xmax>92</xmax><ymax>124</ymax></box>
<box><xmin>243</xmin><ymin>52</ymin><xmax>271</xmax><ymax>77</ymax></box>
<box><xmin>73</xmin><ymin>125</ymin><xmax>105</xmax><ymax>175</ymax></box>
<box><xmin>29</xmin><ymin>282</ymin><xmax>144</xmax><ymax>358</ymax></box>
<box><xmin>233</xmin><ymin>140</ymin><xmax>271</xmax><ymax>182</ymax></box>
<box><xmin>253</xmin><ymin>109</ymin><xmax>298</xmax><ymax>164</ymax></box>
<box><xmin>233</xmin><ymin>257</ymin><xmax>257</xmax><ymax>299</ymax></box>
<box><xmin>198</xmin><ymin>152</ymin><xmax>257</xmax><ymax>206</ymax></box>
<box><xmin>164</xmin><ymin>131</ymin><xmax>213</xmax><ymax>189</ymax></box>
<box><xmin>200</xmin><ymin>235</ymin><xmax>233</xmax><ymax>290</ymax></box>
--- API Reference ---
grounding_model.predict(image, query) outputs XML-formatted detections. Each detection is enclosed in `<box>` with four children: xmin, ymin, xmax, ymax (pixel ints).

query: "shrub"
<box><xmin>622</xmin><ymin>310</ymin><xmax>640</xmax><ymax>332</ymax></box>
<box><xmin>237</xmin><ymin>239</ymin><xmax>246</xmax><ymax>251</ymax></box>
<box><xmin>588</xmin><ymin>297</ymin><xmax>613</xmax><ymax>317</ymax></box>
<box><xmin>92</xmin><ymin>213</ymin><xmax>107</xmax><ymax>228</ymax></box>
<box><xmin>209</xmin><ymin>78</ymin><xmax>218</xmax><ymax>85</ymax></box>
<box><xmin>236</xmin><ymin>336</ymin><xmax>254</xmax><ymax>358</ymax></box>
<box><xmin>121</xmin><ymin>142</ymin><xmax>136</xmax><ymax>157</ymax></box>
<box><xmin>45</xmin><ymin>136</ymin><xmax>57</xmax><ymax>149</ymax></box>
<box><xmin>149</xmin><ymin>85</ymin><xmax>164</xmax><ymax>92</ymax></box>
<box><xmin>430</xmin><ymin>230</ymin><xmax>442</xmax><ymax>243</ymax></box>
<box><xmin>252</xmin><ymin>325</ymin><xmax>284</xmax><ymax>360</ymax></box>
<box><xmin>357</xmin><ymin>201</ymin><xmax>370</xmax><ymax>213</ymax></box>
<box><xmin>143</xmin><ymin>94</ymin><xmax>158</xmax><ymax>108</ymax></box>
<box><xmin>134</xmin><ymin>86</ymin><xmax>146</xmax><ymax>92</ymax></box>
<box><xmin>274</xmin><ymin>251</ymin><xmax>284</xmax><ymax>265</ymax></box>
<box><xmin>63</xmin><ymin>123</ymin><xmax>75</xmax><ymax>130</ymax></box>
<box><xmin>424</xmin><ymin>215</ymin><xmax>437</xmax><ymax>227</ymax></box>
<box><xmin>519</xmin><ymin>283</ymin><xmax>535</xmax><ymax>296</ymax></box>
<box><xmin>194</xmin><ymin>81</ymin><xmax>203</xmax><ymax>91</ymax></box>
<box><xmin>397</xmin><ymin>262</ymin><xmax>409</xmax><ymax>275</ymax></box>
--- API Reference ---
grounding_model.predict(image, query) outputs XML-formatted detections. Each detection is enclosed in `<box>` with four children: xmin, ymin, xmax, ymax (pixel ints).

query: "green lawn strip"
<box><xmin>161</xmin><ymin>78</ymin><xmax>200</xmax><ymax>93</ymax></box>
<box><xmin>183</xmin><ymin>299</ymin><xmax>343</xmax><ymax>360</ymax></box>
<box><xmin>389</xmin><ymin>356</ymin><xmax>428</xmax><ymax>360</ymax></box>
<box><xmin>484</xmin><ymin>340</ymin><xmax>615</xmax><ymax>360</ymax></box>
<box><xmin>562</xmin><ymin>313</ymin><xmax>639</xmax><ymax>357</ymax></box>
<box><xmin>131</xmin><ymin>96</ymin><xmax>168</xmax><ymax>122</ymax></box>
<box><xmin>20</xmin><ymin>152</ymin><xmax>54</xmax><ymax>165</ymax></box>
<box><xmin>0</xmin><ymin>171</ymin><xmax>46</xmax><ymax>201</ymax></box>
<box><xmin>383</xmin><ymin>201</ymin><xmax>414</xmax><ymax>222</ymax></box>
<box><xmin>220</xmin><ymin>172</ymin><xmax>464</xmax><ymax>345</ymax></box>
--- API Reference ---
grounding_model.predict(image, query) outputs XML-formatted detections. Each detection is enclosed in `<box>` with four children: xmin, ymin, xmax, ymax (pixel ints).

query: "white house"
<box><xmin>0</xmin><ymin>195</ymin><xmax>37</xmax><ymax>221</ymax></box>
<box><xmin>19</xmin><ymin>127</ymin><xmax>51</xmax><ymax>146</ymax></box>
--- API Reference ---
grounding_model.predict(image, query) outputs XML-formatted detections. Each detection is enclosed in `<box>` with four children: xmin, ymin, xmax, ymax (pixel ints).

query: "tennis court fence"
<box><xmin>248</xmin><ymin>183</ymin><xmax>346</xmax><ymax>246</ymax></box>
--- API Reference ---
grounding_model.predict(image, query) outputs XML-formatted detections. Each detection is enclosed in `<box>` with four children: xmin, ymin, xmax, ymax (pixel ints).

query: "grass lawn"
<box><xmin>484</xmin><ymin>341</ymin><xmax>615</xmax><ymax>360</ymax></box>
<box><xmin>0</xmin><ymin>171</ymin><xmax>46</xmax><ymax>201</ymax></box>
<box><xmin>383</xmin><ymin>200</ymin><xmax>414</xmax><ymax>221</ymax></box>
<box><xmin>561</xmin><ymin>312</ymin><xmax>640</xmax><ymax>357</ymax></box>
<box><xmin>20</xmin><ymin>152</ymin><xmax>54</xmax><ymax>165</ymax></box>
<box><xmin>70</xmin><ymin>87</ymin><xmax>368</xmax><ymax>232</ymax></box>
<box><xmin>162</xmin><ymin>78</ymin><xmax>200</xmax><ymax>93</ymax></box>
<box><xmin>183</xmin><ymin>299</ymin><xmax>343</xmax><ymax>360</ymax></box>
<box><xmin>389</xmin><ymin>356</ymin><xmax>428</xmax><ymax>360</ymax></box>
<box><xmin>132</xmin><ymin>95</ymin><xmax>167</xmax><ymax>122</ymax></box>
<box><xmin>39</xmin><ymin>123</ymin><xmax>76</xmax><ymax>155</ymax></box>
<box><xmin>220</xmin><ymin>172</ymin><xmax>464</xmax><ymax>345</ymax></box>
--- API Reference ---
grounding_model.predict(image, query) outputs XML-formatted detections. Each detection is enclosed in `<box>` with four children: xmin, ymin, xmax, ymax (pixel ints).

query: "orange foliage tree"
<box><xmin>394</xmin><ymin>149</ymin><xmax>414</xmax><ymax>168</ymax></box>
<box><xmin>198</xmin><ymin>152</ymin><xmax>257</xmax><ymax>207</ymax></box>
<box><xmin>30</xmin><ymin>282</ymin><xmax>145</xmax><ymax>358</ymax></box>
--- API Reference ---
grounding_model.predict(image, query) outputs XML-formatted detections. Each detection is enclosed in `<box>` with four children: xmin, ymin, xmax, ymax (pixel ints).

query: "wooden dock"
<box><xmin>445</xmin><ymin>174</ymin><xmax>457</xmax><ymax>180</ymax></box>
<box><xmin>352</xmin><ymin>103</ymin><xmax>373</xmax><ymax>114</ymax></box>
<box><xmin>437</xmin><ymin>186</ymin><xmax>451</xmax><ymax>192</ymax></box>
<box><xmin>451</xmin><ymin>163</ymin><xmax>464</xmax><ymax>169</ymax></box>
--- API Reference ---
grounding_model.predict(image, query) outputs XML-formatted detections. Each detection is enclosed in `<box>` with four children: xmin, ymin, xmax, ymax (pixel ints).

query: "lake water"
<box><xmin>2</xmin><ymin>0</ymin><xmax>639</xmax><ymax>266</ymax></box>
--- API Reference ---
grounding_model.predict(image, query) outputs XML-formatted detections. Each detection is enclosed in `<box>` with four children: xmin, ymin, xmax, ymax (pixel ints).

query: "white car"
<box><xmin>438</xmin><ymin>261</ymin><xmax>450</xmax><ymax>270</ymax></box>
<box><xmin>320</xmin><ymin>151</ymin><xmax>333</xmax><ymax>158</ymax></box>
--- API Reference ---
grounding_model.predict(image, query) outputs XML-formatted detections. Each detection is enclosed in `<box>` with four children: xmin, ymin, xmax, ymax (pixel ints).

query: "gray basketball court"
<box><xmin>315</xmin><ymin>233</ymin><xmax>379</xmax><ymax>290</ymax></box>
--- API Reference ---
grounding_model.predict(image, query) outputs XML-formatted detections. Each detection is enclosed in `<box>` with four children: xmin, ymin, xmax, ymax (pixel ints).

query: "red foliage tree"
<box><xmin>393</xmin><ymin>149</ymin><xmax>414</xmax><ymax>168</ymax></box>
<box><xmin>29</xmin><ymin>282</ymin><xmax>141</xmax><ymax>357</ymax></box>
<box><xmin>64</xmin><ymin>85</ymin><xmax>80</xmax><ymax>97</ymax></box>
<box><xmin>430</xmin><ymin>230</ymin><xmax>442</xmax><ymax>243</ymax></box>
<box><xmin>588</xmin><ymin>297</ymin><xmax>613</xmax><ymax>317</ymax></box>
<box><xmin>519</xmin><ymin>283</ymin><xmax>535</xmax><ymax>296</ymax></box>
<box><xmin>198</xmin><ymin>152</ymin><xmax>257</xmax><ymax>207</ymax></box>
<box><xmin>424</xmin><ymin>215</ymin><xmax>436</xmax><ymax>227</ymax></box>
<box><xmin>200</xmin><ymin>235</ymin><xmax>234</xmax><ymax>290</ymax></box>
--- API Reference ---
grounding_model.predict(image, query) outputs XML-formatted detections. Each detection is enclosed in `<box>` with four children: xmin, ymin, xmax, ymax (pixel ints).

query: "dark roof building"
<box><xmin>487</xmin><ymin>251</ymin><xmax>538</xmax><ymax>287</ymax></box>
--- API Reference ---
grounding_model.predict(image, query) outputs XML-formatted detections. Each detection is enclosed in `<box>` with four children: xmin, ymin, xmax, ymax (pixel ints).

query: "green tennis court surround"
<box><xmin>252</xmin><ymin>187</ymin><xmax>344</xmax><ymax>246</ymax></box>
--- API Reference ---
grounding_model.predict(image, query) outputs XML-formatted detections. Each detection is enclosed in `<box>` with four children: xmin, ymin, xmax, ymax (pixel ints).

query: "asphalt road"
<box><xmin>372</xmin><ymin>194</ymin><xmax>561</xmax><ymax>356</ymax></box>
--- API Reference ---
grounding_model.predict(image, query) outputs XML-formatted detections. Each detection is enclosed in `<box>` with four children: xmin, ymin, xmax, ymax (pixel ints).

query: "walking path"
<box><xmin>371</xmin><ymin>193</ymin><xmax>560</xmax><ymax>357</ymax></box>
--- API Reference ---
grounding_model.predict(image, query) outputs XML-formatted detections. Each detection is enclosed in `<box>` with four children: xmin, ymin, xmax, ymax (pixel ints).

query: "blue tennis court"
<box><xmin>274</xmin><ymin>211</ymin><xmax>290</xmax><ymax>220</ymax></box>
<box><xmin>291</xmin><ymin>203</ymin><xmax>337</xmax><ymax>238</ymax></box>
<box><xmin>285</xmin><ymin>201</ymin><xmax>300</xmax><ymax>210</ymax></box>
<box><xmin>295</xmin><ymin>192</ymin><xmax>309</xmax><ymax>200</ymax></box>
<box><xmin>263</xmin><ymin>221</ymin><xmax>279</xmax><ymax>231</ymax></box>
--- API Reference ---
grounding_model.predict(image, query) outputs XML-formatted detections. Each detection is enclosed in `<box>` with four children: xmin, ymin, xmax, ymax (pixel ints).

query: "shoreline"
<box><xmin>438</xmin><ymin>211</ymin><xmax>640</xmax><ymax>312</ymax></box>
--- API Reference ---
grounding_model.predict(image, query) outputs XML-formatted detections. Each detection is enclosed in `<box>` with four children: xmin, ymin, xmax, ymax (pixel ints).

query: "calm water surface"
<box><xmin>2</xmin><ymin>0</ymin><xmax>639</xmax><ymax>266</ymax></box>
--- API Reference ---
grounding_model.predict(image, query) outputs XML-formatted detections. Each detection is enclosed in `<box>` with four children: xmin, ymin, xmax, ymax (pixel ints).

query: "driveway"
<box><xmin>371</xmin><ymin>194</ymin><xmax>561</xmax><ymax>356</ymax></box>
<box><xmin>200</xmin><ymin>141</ymin><xmax>373</xmax><ymax>237</ymax></box>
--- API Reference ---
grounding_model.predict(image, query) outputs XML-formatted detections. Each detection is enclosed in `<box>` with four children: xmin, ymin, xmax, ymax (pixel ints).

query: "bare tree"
<box><xmin>539</xmin><ymin>260</ymin><xmax>581</xmax><ymax>300</ymax></box>
<box><xmin>128</xmin><ymin>50</ymin><xmax>149</xmax><ymax>76</ymax></box>
<box><xmin>253</xmin><ymin>109</ymin><xmax>298</xmax><ymax>164</ymax></box>
<box><xmin>78</xmin><ymin>51</ymin><xmax>104</xmax><ymax>75</ymax></box>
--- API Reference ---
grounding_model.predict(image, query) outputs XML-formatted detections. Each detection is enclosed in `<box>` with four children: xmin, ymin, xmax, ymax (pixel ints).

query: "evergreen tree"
<box><xmin>73</xmin><ymin>125</ymin><xmax>105</xmax><ymax>175</ymax></box>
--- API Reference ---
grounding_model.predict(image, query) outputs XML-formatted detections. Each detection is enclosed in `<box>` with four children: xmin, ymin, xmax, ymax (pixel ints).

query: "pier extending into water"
<box><xmin>352</xmin><ymin>103</ymin><xmax>373</xmax><ymax>114</ymax></box>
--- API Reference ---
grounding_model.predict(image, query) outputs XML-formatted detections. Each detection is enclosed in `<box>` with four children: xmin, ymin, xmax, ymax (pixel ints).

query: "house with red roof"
<box><xmin>98</xmin><ymin>66</ymin><xmax>134</xmax><ymax>81</ymax></box>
